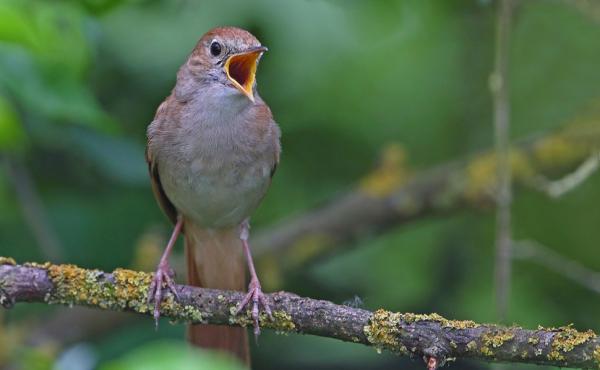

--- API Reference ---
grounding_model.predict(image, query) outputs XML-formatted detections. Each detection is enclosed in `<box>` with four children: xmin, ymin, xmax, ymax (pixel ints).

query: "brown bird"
<box><xmin>145</xmin><ymin>26</ymin><xmax>280</xmax><ymax>365</ymax></box>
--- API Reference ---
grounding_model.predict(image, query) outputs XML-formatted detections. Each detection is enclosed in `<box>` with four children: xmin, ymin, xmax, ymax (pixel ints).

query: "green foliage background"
<box><xmin>1</xmin><ymin>0</ymin><xmax>599</xmax><ymax>369</ymax></box>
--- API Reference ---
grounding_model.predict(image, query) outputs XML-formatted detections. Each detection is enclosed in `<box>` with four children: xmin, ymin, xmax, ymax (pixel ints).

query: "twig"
<box><xmin>0</xmin><ymin>259</ymin><xmax>599</xmax><ymax>369</ymax></box>
<box><xmin>531</xmin><ymin>152</ymin><xmax>600</xmax><ymax>198</ymax></box>
<box><xmin>490</xmin><ymin>0</ymin><xmax>514</xmax><ymax>323</ymax></box>
<box><xmin>513</xmin><ymin>240</ymin><xmax>600</xmax><ymax>295</ymax></box>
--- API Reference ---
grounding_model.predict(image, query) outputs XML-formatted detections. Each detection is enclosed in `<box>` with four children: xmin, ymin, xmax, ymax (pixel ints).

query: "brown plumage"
<box><xmin>145</xmin><ymin>26</ymin><xmax>280</xmax><ymax>367</ymax></box>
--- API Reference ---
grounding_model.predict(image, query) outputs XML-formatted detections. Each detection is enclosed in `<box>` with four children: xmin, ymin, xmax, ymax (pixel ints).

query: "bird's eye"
<box><xmin>210</xmin><ymin>41</ymin><xmax>222</xmax><ymax>56</ymax></box>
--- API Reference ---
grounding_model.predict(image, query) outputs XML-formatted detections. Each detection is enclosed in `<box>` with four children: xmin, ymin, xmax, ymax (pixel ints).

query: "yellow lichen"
<box><xmin>464</xmin><ymin>149</ymin><xmax>534</xmax><ymax>202</ymax></box>
<box><xmin>528</xmin><ymin>336</ymin><xmax>540</xmax><ymax>345</ymax></box>
<box><xmin>480</xmin><ymin>345</ymin><xmax>494</xmax><ymax>357</ymax></box>
<box><xmin>228</xmin><ymin>307</ymin><xmax>295</xmax><ymax>333</ymax></box>
<box><xmin>401</xmin><ymin>312</ymin><xmax>479</xmax><ymax>329</ymax></box>
<box><xmin>0</xmin><ymin>257</ymin><xmax>16</xmax><ymax>266</ymax></box>
<box><xmin>548</xmin><ymin>326</ymin><xmax>597</xmax><ymax>363</ymax></box>
<box><xmin>547</xmin><ymin>350</ymin><xmax>566</xmax><ymax>362</ymax></box>
<box><xmin>23</xmin><ymin>261</ymin><xmax>51</xmax><ymax>269</ymax></box>
<box><xmin>445</xmin><ymin>318</ymin><xmax>480</xmax><ymax>329</ymax></box>
<box><xmin>479</xmin><ymin>329</ymin><xmax>515</xmax><ymax>358</ymax></box>
<box><xmin>467</xmin><ymin>341</ymin><xmax>478</xmax><ymax>352</ymax></box>
<box><xmin>401</xmin><ymin>312</ymin><xmax>445</xmax><ymax>323</ymax></box>
<box><xmin>363</xmin><ymin>309</ymin><xmax>407</xmax><ymax>354</ymax></box>
<box><xmin>229</xmin><ymin>306</ymin><xmax>247</xmax><ymax>326</ymax></box>
<box><xmin>45</xmin><ymin>264</ymin><xmax>203</xmax><ymax>323</ymax></box>
<box><xmin>179</xmin><ymin>305</ymin><xmax>203</xmax><ymax>323</ymax></box>
<box><xmin>359</xmin><ymin>144</ymin><xmax>410</xmax><ymax>198</ymax></box>
<box><xmin>482</xmin><ymin>330</ymin><xmax>515</xmax><ymax>349</ymax></box>
<box><xmin>533</xmin><ymin>135</ymin><xmax>584</xmax><ymax>168</ymax></box>
<box><xmin>271</xmin><ymin>310</ymin><xmax>296</xmax><ymax>332</ymax></box>
<box><xmin>364</xmin><ymin>310</ymin><xmax>480</xmax><ymax>355</ymax></box>
<box><xmin>593</xmin><ymin>346</ymin><xmax>600</xmax><ymax>368</ymax></box>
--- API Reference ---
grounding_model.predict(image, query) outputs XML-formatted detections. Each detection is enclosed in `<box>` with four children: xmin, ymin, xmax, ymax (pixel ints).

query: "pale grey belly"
<box><xmin>159</xmin><ymin>157</ymin><xmax>272</xmax><ymax>228</ymax></box>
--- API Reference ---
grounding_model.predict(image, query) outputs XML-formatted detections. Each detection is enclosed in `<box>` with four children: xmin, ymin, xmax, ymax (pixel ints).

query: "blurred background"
<box><xmin>1</xmin><ymin>0</ymin><xmax>600</xmax><ymax>369</ymax></box>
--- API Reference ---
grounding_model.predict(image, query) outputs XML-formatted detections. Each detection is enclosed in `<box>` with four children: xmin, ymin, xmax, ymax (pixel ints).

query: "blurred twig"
<box><xmin>4</xmin><ymin>159</ymin><xmax>63</xmax><ymax>262</ymax></box>
<box><xmin>252</xmin><ymin>120</ymin><xmax>600</xmax><ymax>287</ymax></box>
<box><xmin>490</xmin><ymin>0</ymin><xmax>514</xmax><ymax>323</ymax></box>
<box><xmin>513</xmin><ymin>240</ymin><xmax>600</xmax><ymax>295</ymax></box>
<box><xmin>1</xmin><ymin>259</ymin><xmax>599</xmax><ymax>369</ymax></box>
<box><xmin>531</xmin><ymin>152</ymin><xmax>600</xmax><ymax>198</ymax></box>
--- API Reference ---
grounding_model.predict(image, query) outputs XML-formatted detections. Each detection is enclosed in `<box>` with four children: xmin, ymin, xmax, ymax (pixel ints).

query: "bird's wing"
<box><xmin>146</xmin><ymin>99</ymin><xmax>178</xmax><ymax>225</ymax></box>
<box><xmin>255</xmin><ymin>101</ymin><xmax>281</xmax><ymax>179</ymax></box>
<box><xmin>270</xmin><ymin>124</ymin><xmax>280</xmax><ymax>179</ymax></box>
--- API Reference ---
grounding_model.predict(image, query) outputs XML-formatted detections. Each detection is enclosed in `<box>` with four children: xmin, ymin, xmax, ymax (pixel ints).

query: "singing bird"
<box><xmin>145</xmin><ymin>27</ymin><xmax>280</xmax><ymax>365</ymax></box>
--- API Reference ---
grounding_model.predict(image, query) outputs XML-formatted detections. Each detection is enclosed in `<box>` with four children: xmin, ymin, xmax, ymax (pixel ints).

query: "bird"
<box><xmin>145</xmin><ymin>26</ymin><xmax>280</xmax><ymax>366</ymax></box>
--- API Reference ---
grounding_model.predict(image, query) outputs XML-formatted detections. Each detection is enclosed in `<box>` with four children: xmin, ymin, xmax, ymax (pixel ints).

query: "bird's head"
<box><xmin>185</xmin><ymin>27</ymin><xmax>267</xmax><ymax>103</ymax></box>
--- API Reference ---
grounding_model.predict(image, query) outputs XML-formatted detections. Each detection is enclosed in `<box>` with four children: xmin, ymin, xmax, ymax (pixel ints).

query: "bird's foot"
<box><xmin>148</xmin><ymin>260</ymin><xmax>179</xmax><ymax>326</ymax></box>
<box><xmin>235</xmin><ymin>277</ymin><xmax>272</xmax><ymax>337</ymax></box>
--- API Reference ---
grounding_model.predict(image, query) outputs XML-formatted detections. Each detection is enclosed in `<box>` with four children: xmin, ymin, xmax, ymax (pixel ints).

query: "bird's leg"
<box><xmin>148</xmin><ymin>216</ymin><xmax>183</xmax><ymax>325</ymax></box>
<box><xmin>235</xmin><ymin>220</ymin><xmax>272</xmax><ymax>337</ymax></box>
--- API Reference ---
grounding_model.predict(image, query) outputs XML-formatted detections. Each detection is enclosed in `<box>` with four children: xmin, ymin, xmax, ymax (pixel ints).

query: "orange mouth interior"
<box><xmin>225</xmin><ymin>50</ymin><xmax>262</xmax><ymax>101</ymax></box>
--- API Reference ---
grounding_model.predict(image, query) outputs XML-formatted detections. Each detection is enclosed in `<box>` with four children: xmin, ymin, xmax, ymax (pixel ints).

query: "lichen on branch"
<box><xmin>1</xmin><ymin>259</ymin><xmax>599</xmax><ymax>369</ymax></box>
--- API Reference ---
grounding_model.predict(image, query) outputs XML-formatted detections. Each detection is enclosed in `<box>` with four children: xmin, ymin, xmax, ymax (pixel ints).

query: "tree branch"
<box><xmin>1</xmin><ymin>258</ymin><xmax>599</xmax><ymax>369</ymax></box>
<box><xmin>254</xmin><ymin>120</ymin><xmax>600</xmax><ymax>285</ymax></box>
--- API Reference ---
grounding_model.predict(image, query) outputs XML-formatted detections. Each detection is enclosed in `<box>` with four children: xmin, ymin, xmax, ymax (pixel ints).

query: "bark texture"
<box><xmin>1</xmin><ymin>259</ymin><xmax>599</xmax><ymax>369</ymax></box>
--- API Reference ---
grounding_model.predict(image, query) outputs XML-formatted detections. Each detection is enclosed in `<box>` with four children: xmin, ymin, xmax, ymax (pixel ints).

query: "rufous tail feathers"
<box><xmin>184</xmin><ymin>221</ymin><xmax>250</xmax><ymax>366</ymax></box>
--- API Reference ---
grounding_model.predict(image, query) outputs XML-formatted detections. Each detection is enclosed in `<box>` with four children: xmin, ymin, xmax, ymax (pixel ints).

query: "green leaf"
<box><xmin>31</xmin><ymin>1</ymin><xmax>91</xmax><ymax>77</ymax></box>
<box><xmin>0</xmin><ymin>0</ymin><xmax>91</xmax><ymax>75</ymax></box>
<box><xmin>99</xmin><ymin>341</ymin><xmax>246</xmax><ymax>370</ymax></box>
<box><xmin>0</xmin><ymin>1</ymin><xmax>37</xmax><ymax>48</ymax></box>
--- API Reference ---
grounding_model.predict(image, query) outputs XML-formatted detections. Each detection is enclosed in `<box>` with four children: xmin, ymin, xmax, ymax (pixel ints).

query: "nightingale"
<box><xmin>145</xmin><ymin>26</ymin><xmax>280</xmax><ymax>365</ymax></box>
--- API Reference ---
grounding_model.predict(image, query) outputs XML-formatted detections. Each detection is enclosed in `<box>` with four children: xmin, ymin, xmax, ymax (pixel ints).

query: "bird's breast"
<box><xmin>156</xmin><ymin>103</ymin><xmax>276</xmax><ymax>228</ymax></box>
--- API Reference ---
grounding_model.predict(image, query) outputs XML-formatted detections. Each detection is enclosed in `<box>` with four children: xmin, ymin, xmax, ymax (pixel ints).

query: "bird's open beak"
<box><xmin>224</xmin><ymin>46</ymin><xmax>267</xmax><ymax>102</ymax></box>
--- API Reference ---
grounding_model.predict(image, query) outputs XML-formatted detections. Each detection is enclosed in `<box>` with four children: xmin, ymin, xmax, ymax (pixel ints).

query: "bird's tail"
<box><xmin>184</xmin><ymin>220</ymin><xmax>250</xmax><ymax>366</ymax></box>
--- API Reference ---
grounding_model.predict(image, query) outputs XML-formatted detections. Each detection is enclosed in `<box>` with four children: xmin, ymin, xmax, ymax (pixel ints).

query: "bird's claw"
<box><xmin>235</xmin><ymin>278</ymin><xmax>272</xmax><ymax>337</ymax></box>
<box><xmin>148</xmin><ymin>261</ymin><xmax>179</xmax><ymax>326</ymax></box>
